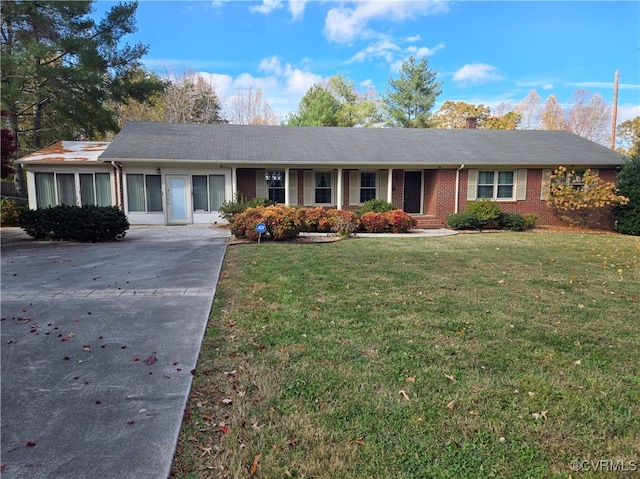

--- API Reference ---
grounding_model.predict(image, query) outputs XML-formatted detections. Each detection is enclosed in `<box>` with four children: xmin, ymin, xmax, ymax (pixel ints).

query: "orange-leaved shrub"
<box><xmin>230</xmin><ymin>205</ymin><xmax>302</xmax><ymax>240</ymax></box>
<box><xmin>360</xmin><ymin>210</ymin><xmax>416</xmax><ymax>233</ymax></box>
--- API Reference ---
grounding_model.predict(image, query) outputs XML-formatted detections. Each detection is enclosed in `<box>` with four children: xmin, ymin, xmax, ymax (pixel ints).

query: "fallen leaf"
<box><xmin>249</xmin><ymin>454</ymin><xmax>261</xmax><ymax>477</ymax></box>
<box><xmin>143</xmin><ymin>355</ymin><xmax>157</xmax><ymax>365</ymax></box>
<box><xmin>285</xmin><ymin>438</ymin><xmax>298</xmax><ymax>447</ymax></box>
<box><xmin>446</xmin><ymin>400</ymin><xmax>456</xmax><ymax>410</ymax></box>
<box><xmin>350</xmin><ymin>438</ymin><xmax>365</xmax><ymax>445</ymax></box>
<box><xmin>444</xmin><ymin>374</ymin><xmax>456</xmax><ymax>383</ymax></box>
<box><xmin>219</xmin><ymin>398</ymin><xmax>233</xmax><ymax>406</ymax></box>
<box><xmin>574</xmin><ymin>360</ymin><xmax>582</xmax><ymax>365</ymax></box>
<box><xmin>406</xmin><ymin>376</ymin><xmax>415</xmax><ymax>383</ymax></box>
<box><xmin>253</xmin><ymin>343</ymin><xmax>266</xmax><ymax>350</ymax></box>
<box><xmin>399</xmin><ymin>390</ymin><xmax>410</xmax><ymax>401</ymax></box>
<box><xmin>20</xmin><ymin>440</ymin><xmax>37</xmax><ymax>447</ymax></box>
<box><xmin>578</xmin><ymin>304</ymin><xmax>585</xmax><ymax>309</ymax></box>
<box><xmin>218</xmin><ymin>425</ymin><xmax>230</xmax><ymax>434</ymax></box>
<box><xmin>202</xmin><ymin>413</ymin><xmax>215</xmax><ymax>421</ymax></box>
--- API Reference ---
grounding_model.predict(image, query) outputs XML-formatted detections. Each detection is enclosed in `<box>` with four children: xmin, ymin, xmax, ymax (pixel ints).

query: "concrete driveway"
<box><xmin>1</xmin><ymin>225</ymin><xmax>230</xmax><ymax>479</ymax></box>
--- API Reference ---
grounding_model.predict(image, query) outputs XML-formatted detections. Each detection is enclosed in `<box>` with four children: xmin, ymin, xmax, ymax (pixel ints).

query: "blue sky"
<box><xmin>93</xmin><ymin>0</ymin><xmax>640</xmax><ymax>125</ymax></box>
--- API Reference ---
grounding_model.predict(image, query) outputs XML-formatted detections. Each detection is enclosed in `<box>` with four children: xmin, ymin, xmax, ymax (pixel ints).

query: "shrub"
<box><xmin>323</xmin><ymin>209</ymin><xmax>359</xmax><ymax>234</ymax></box>
<box><xmin>1</xmin><ymin>198</ymin><xmax>28</xmax><ymax>226</ymax></box>
<box><xmin>615</xmin><ymin>153</ymin><xmax>640</xmax><ymax>235</ymax></box>
<box><xmin>383</xmin><ymin>209</ymin><xmax>416</xmax><ymax>233</ymax></box>
<box><xmin>358</xmin><ymin>199</ymin><xmax>396</xmax><ymax>215</ymax></box>
<box><xmin>446</xmin><ymin>212</ymin><xmax>481</xmax><ymax>230</ymax></box>
<box><xmin>296</xmin><ymin>207</ymin><xmax>326</xmax><ymax>232</ymax></box>
<box><xmin>359</xmin><ymin>210</ymin><xmax>415</xmax><ymax>233</ymax></box>
<box><xmin>262</xmin><ymin>205</ymin><xmax>303</xmax><ymax>240</ymax></box>
<box><xmin>498</xmin><ymin>212</ymin><xmax>526</xmax><ymax>231</ymax></box>
<box><xmin>465</xmin><ymin>199</ymin><xmax>501</xmax><ymax>228</ymax></box>
<box><xmin>230</xmin><ymin>205</ymin><xmax>301</xmax><ymax>241</ymax></box>
<box><xmin>219</xmin><ymin>195</ymin><xmax>274</xmax><ymax>222</ymax></box>
<box><xmin>522</xmin><ymin>213</ymin><xmax>539</xmax><ymax>230</ymax></box>
<box><xmin>20</xmin><ymin>205</ymin><xmax>129</xmax><ymax>242</ymax></box>
<box><xmin>360</xmin><ymin>212</ymin><xmax>388</xmax><ymax>233</ymax></box>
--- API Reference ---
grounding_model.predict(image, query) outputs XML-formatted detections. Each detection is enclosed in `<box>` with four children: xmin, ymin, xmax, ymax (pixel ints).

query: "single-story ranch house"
<box><xmin>16</xmin><ymin>121</ymin><xmax>626</xmax><ymax>228</ymax></box>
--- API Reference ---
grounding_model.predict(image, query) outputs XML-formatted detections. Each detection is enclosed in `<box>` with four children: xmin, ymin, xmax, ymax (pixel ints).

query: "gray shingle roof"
<box><xmin>100</xmin><ymin>122</ymin><xmax>626</xmax><ymax>167</ymax></box>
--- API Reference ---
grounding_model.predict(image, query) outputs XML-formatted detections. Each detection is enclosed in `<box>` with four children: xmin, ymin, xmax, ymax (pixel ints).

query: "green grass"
<box><xmin>171</xmin><ymin>232</ymin><xmax>640</xmax><ymax>479</ymax></box>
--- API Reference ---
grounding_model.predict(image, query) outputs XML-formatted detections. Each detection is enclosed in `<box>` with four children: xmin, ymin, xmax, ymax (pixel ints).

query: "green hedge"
<box><xmin>20</xmin><ymin>205</ymin><xmax>129</xmax><ymax>242</ymax></box>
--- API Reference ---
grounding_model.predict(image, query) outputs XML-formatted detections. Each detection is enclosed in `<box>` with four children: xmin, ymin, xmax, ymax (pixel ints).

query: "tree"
<box><xmin>326</xmin><ymin>74</ymin><xmax>382</xmax><ymax>127</ymax></box>
<box><xmin>432</xmin><ymin>101</ymin><xmax>490</xmax><ymax>129</ymax></box>
<box><xmin>112</xmin><ymin>68</ymin><xmax>167</xmax><ymax>130</ymax></box>
<box><xmin>546</xmin><ymin>166</ymin><xmax>628</xmax><ymax>229</ymax></box>
<box><xmin>383</xmin><ymin>55</ymin><xmax>442</xmax><ymax>128</ymax></box>
<box><xmin>615</xmin><ymin>151</ymin><xmax>640</xmax><ymax>235</ymax></box>
<box><xmin>540</xmin><ymin>95</ymin><xmax>565</xmax><ymax>130</ymax></box>
<box><xmin>564</xmin><ymin>89</ymin><xmax>611</xmax><ymax>146</ymax></box>
<box><xmin>1</xmin><ymin>111</ymin><xmax>17</xmax><ymax>178</ymax></box>
<box><xmin>616</xmin><ymin>116</ymin><xmax>640</xmax><ymax>157</ymax></box>
<box><xmin>1</xmin><ymin>0</ymin><xmax>161</xmax><ymax>194</ymax></box>
<box><xmin>161</xmin><ymin>68</ymin><xmax>225</xmax><ymax>124</ymax></box>
<box><xmin>515</xmin><ymin>90</ymin><xmax>542</xmax><ymax>130</ymax></box>
<box><xmin>227</xmin><ymin>87</ymin><xmax>278</xmax><ymax>125</ymax></box>
<box><xmin>287</xmin><ymin>85</ymin><xmax>341</xmax><ymax>126</ymax></box>
<box><xmin>482</xmin><ymin>111</ymin><xmax>521</xmax><ymax>130</ymax></box>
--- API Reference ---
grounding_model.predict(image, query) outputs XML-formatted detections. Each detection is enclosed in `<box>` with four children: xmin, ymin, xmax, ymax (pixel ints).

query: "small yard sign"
<box><xmin>256</xmin><ymin>222</ymin><xmax>266</xmax><ymax>243</ymax></box>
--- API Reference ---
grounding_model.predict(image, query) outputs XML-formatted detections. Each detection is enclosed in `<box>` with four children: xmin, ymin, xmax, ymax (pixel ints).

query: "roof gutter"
<box><xmin>455</xmin><ymin>164</ymin><xmax>465</xmax><ymax>214</ymax></box>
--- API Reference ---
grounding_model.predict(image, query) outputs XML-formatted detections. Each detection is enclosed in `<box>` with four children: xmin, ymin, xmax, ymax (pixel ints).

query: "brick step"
<box><xmin>412</xmin><ymin>215</ymin><xmax>446</xmax><ymax>229</ymax></box>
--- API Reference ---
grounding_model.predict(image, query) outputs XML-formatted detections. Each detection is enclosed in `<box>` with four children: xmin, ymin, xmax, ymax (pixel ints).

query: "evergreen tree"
<box><xmin>615</xmin><ymin>152</ymin><xmax>640</xmax><ymax>235</ymax></box>
<box><xmin>287</xmin><ymin>85</ymin><xmax>340</xmax><ymax>126</ymax></box>
<box><xmin>383</xmin><ymin>55</ymin><xmax>442</xmax><ymax>128</ymax></box>
<box><xmin>1</xmin><ymin>1</ymin><xmax>161</xmax><ymax>151</ymax></box>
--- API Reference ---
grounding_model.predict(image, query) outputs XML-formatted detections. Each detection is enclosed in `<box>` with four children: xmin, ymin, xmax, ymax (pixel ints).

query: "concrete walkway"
<box><xmin>1</xmin><ymin>225</ymin><xmax>230</xmax><ymax>479</ymax></box>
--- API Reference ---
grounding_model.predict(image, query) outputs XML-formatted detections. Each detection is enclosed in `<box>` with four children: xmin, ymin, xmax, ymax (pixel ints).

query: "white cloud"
<box><xmin>453</xmin><ymin>63</ymin><xmax>503</xmax><ymax>85</ymax></box>
<box><xmin>617</xmin><ymin>104</ymin><xmax>640</xmax><ymax>123</ymax></box>
<box><xmin>288</xmin><ymin>0</ymin><xmax>308</xmax><ymax>20</ymax></box>
<box><xmin>407</xmin><ymin>42</ymin><xmax>445</xmax><ymax>57</ymax></box>
<box><xmin>324</xmin><ymin>0</ymin><xmax>449</xmax><ymax>44</ymax></box>
<box><xmin>249</xmin><ymin>0</ymin><xmax>283</xmax><ymax>15</ymax></box>
<box><xmin>567</xmin><ymin>81</ymin><xmax>640</xmax><ymax>90</ymax></box>
<box><xmin>347</xmin><ymin>39</ymin><xmax>402</xmax><ymax>64</ymax></box>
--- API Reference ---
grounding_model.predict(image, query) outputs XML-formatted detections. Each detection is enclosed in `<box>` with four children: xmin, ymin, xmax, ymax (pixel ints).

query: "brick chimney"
<box><xmin>465</xmin><ymin>117</ymin><xmax>478</xmax><ymax>129</ymax></box>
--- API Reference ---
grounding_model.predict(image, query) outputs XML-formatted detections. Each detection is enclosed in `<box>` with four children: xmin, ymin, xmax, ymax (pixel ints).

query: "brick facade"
<box><xmin>238</xmin><ymin>167</ymin><xmax>619</xmax><ymax>229</ymax></box>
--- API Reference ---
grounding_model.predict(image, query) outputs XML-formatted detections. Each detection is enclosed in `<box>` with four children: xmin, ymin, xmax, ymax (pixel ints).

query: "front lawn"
<box><xmin>171</xmin><ymin>232</ymin><xmax>640</xmax><ymax>478</ymax></box>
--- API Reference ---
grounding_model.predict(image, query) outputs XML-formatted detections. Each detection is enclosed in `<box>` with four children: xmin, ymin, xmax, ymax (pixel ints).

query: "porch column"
<box><xmin>231</xmin><ymin>167</ymin><xmax>237</xmax><ymax>201</ymax></box>
<box><xmin>387</xmin><ymin>168</ymin><xmax>393</xmax><ymax>204</ymax></box>
<box><xmin>284</xmin><ymin>167</ymin><xmax>290</xmax><ymax>206</ymax></box>
<box><xmin>336</xmin><ymin>168</ymin><xmax>343</xmax><ymax>210</ymax></box>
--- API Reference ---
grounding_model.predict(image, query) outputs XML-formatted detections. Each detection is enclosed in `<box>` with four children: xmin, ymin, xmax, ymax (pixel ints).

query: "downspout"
<box><xmin>111</xmin><ymin>161</ymin><xmax>124</xmax><ymax>210</ymax></box>
<box><xmin>455</xmin><ymin>164</ymin><xmax>465</xmax><ymax>214</ymax></box>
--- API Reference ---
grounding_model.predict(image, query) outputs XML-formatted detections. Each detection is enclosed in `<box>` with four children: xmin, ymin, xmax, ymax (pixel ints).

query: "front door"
<box><xmin>403</xmin><ymin>171</ymin><xmax>422</xmax><ymax>213</ymax></box>
<box><xmin>166</xmin><ymin>175</ymin><xmax>190</xmax><ymax>224</ymax></box>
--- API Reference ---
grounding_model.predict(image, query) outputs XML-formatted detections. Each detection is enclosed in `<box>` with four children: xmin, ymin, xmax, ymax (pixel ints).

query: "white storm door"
<box><xmin>166</xmin><ymin>175</ymin><xmax>190</xmax><ymax>224</ymax></box>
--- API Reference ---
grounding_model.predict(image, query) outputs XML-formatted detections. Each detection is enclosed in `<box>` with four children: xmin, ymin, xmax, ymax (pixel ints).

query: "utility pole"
<box><xmin>610</xmin><ymin>70</ymin><xmax>619</xmax><ymax>150</ymax></box>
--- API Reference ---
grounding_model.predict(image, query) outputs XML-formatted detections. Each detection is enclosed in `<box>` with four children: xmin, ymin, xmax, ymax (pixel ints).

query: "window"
<box><xmin>315</xmin><ymin>172</ymin><xmax>332</xmax><ymax>204</ymax></box>
<box><xmin>192</xmin><ymin>175</ymin><xmax>226</xmax><ymax>211</ymax></box>
<box><xmin>478</xmin><ymin>171</ymin><xmax>514</xmax><ymax>200</ymax></box>
<box><xmin>360</xmin><ymin>172</ymin><xmax>376</xmax><ymax>203</ymax></box>
<box><xmin>570</xmin><ymin>170</ymin><xmax>586</xmax><ymax>190</ymax></box>
<box><xmin>126</xmin><ymin>174</ymin><xmax>162</xmax><ymax>212</ymax></box>
<box><xmin>56</xmin><ymin>174</ymin><xmax>76</xmax><ymax>206</ymax></box>
<box><xmin>35</xmin><ymin>173</ymin><xmax>56</xmax><ymax>208</ymax></box>
<box><xmin>34</xmin><ymin>171</ymin><xmax>112</xmax><ymax>208</ymax></box>
<box><xmin>80</xmin><ymin>173</ymin><xmax>112</xmax><ymax>206</ymax></box>
<box><xmin>266</xmin><ymin>172</ymin><xmax>285</xmax><ymax>204</ymax></box>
